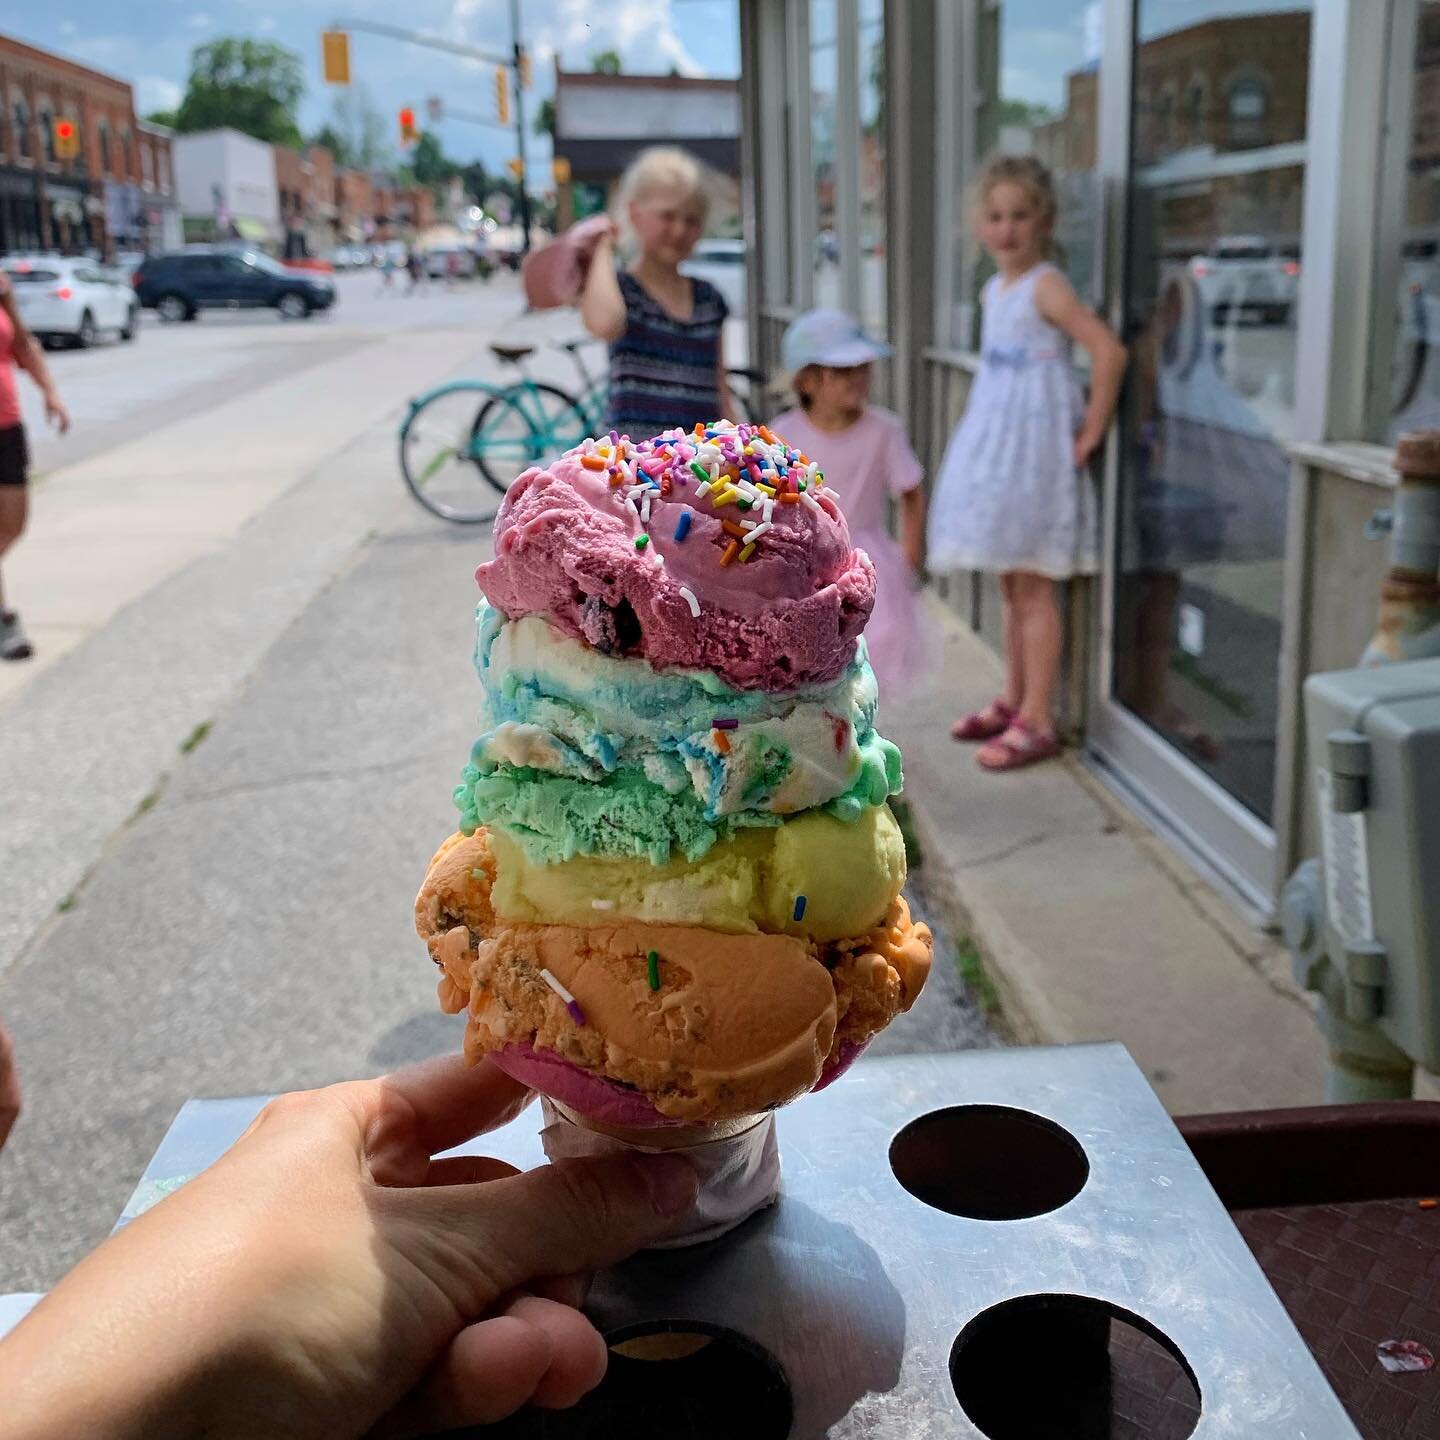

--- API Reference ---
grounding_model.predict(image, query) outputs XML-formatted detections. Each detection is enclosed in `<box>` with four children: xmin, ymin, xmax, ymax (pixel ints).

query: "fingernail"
<box><xmin>636</xmin><ymin>1154</ymin><xmax>698</xmax><ymax>1217</ymax></box>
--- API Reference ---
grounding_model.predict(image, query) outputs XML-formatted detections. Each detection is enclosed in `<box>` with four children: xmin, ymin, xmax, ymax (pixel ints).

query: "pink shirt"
<box><xmin>770</xmin><ymin>405</ymin><xmax>931</xmax><ymax>698</ymax></box>
<box><xmin>769</xmin><ymin>406</ymin><xmax>921</xmax><ymax>543</ymax></box>
<box><xmin>0</xmin><ymin>306</ymin><xmax>21</xmax><ymax>430</ymax></box>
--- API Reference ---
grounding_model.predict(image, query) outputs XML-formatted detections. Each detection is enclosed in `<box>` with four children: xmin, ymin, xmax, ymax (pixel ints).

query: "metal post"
<box><xmin>509</xmin><ymin>0</ymin><xmax>532</xmax><ymax>254</ymax></box>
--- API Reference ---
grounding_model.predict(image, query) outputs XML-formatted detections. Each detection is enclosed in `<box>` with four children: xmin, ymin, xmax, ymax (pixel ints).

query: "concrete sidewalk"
<box><xmin>888</xmin><ymin>597</ymin><xmax>1329</xmax><ymax>1115</ymax></box>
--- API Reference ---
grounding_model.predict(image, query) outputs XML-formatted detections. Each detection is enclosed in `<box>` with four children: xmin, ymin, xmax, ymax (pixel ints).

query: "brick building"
<box><xmin>273</xmin><ymin>142</ymin><xmax>342</xmax><ymax>258</ymax></box>
<box><xmin>0</xmin><ymin>31</ymin><xmax>141</xmax><ymax>254</ymax></box>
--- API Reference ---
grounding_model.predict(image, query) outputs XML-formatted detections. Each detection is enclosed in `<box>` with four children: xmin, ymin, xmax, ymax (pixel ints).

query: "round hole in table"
<box><xmin>890</xmin><ymin>1104</ymin><xmax>1089</xmax><ymax>1219</ymax></box>
<box><xmin>950</xmin><ymin>1292</ymin><xmax>1202</xmax><ymax>1439</ymax></box>
<box><xmin>468</xmin><ymin>1319</ymin><xmax>791</xmax><ymax>1439</ymax></box>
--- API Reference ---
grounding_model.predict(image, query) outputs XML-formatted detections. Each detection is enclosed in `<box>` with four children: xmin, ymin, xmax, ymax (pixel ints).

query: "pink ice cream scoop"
<box><xmin>476</xmin><ymin>433</ymin><xmax>876</xmax><ymax>691</ymax></box>
<box><xmin>489</xmin><ymin>1038</ymin><xmax>871</xmax><ymax>1128</ymax></box>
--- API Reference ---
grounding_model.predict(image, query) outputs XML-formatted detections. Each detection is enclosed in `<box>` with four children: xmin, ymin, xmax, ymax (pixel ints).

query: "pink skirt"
<box><xmin>854</xmin><ymin>527</ymin><xmax>935</xmax><ymax>706</ymax></box>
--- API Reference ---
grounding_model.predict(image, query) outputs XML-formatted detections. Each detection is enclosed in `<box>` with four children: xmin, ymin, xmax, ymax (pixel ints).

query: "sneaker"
<box><xmin>0</xmin><ymin>610</ymin><xmax>33</xmax><ymax>661</ymax></box>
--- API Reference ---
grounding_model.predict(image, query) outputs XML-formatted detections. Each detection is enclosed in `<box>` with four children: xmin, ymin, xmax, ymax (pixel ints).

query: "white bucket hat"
<box><xmin>780</xmin><ymin>308</ymin><xmax>892</xmax><ymax>373</ymax></box>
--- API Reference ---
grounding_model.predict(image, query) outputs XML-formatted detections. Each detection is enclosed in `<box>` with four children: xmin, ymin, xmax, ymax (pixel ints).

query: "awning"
<box><xmin>233</xmin><ymin>216</ymin><xmax>269</xmax><ymax>242</ymax></box>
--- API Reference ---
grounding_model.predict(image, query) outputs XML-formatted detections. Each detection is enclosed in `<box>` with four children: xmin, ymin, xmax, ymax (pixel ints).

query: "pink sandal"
<box><xmin>951</xmin><ymin>698</ymin><xmax>1015</xmax><ymax>742</ymax></box>
<box><xmin>976</xmin><ymin>720</ymin><xmax>1061</xmax><ymax>772</ymax></box>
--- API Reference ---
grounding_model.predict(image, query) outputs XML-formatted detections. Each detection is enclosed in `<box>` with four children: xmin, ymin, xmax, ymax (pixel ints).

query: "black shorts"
<box><xmin>0</xmin><ymin>424</ymin><xmax>28</xmax><ymax>487</ymax></box>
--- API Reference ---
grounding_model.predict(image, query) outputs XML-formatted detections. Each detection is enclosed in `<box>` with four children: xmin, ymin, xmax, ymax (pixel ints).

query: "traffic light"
<box><xmin>517</xmin><ymin>49</ymin><xmax>532</xmax><ymax>89</ymax></box>
<box><xmin>507</xmin><ymin>156</ymin><xmax>525</xmax><ymax>179</ymax></box>
<box><xmin>495</xmin><ymin>66</ymin><xmax>510</xmax><ymax>125</ymax></box>
<box><xmin>552</xmin><ymin>155</ymin><xmax>571</xmax><ymax>185</ymax></box>
<box><xmin>321</xmin><ymin>30</ymin><xmax>351</xmax><ymax>85</ymax></box>
<box><xmin>54</xmin><ymin>118</ymin><xmax>79</xmax><ymax>162</ymax></box>
<box><xmin>398</xmin><ymin>106</ymin><xmax>418</xmax><ymax>147</ymax></box>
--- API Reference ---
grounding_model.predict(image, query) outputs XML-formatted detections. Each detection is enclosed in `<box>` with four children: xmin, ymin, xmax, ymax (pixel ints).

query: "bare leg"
<box><xmin>0</xmin><ymin>486</ymin><xmax>28</xmax><ymax>614</ymax></box>
<box><xmin>1012</xmin><ymin>571</ymin><xmax>1061</xmax><ymax>734</ymax></box>
<box><xmin>999</xmin><ymin>571</ymin><xmax>1024</xmax><ymax>710</ymax></box>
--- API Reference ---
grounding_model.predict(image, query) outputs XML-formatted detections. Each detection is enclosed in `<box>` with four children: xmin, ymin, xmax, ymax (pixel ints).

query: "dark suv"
<box><xmin>133</xmin><ymin>247</ymin><xmax>336</xmax><ymax>322</ymax></box>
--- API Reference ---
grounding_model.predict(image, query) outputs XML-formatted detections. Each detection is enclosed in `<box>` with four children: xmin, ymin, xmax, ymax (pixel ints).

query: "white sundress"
<box><xmin>928</xmin><ymin>262</ymin><xmax>1099</xmax><ymax>579</ymax></box>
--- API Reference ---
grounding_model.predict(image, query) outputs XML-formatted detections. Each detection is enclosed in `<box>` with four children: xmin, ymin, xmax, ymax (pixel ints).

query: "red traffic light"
<box><xmin>55</xmin><ymin>119</ymin><xmax>75</xmax><ymax>140</ymax></box>
<box><xmin>399</xmin><ymin>108</ymin><xmax>415</xmax><ymax>128</ymax></box>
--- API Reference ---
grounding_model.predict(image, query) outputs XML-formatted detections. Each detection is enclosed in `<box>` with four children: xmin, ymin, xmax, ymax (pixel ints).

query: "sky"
<box><xmin>7</xmin><ymin>0</ymin><xmax>741</xmax><ymax>175</ymax></box>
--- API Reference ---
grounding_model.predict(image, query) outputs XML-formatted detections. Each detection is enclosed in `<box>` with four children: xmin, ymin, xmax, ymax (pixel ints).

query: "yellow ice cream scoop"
<box><xmin>488</xmin><ymin>803</ymin><xmax>906</xmax><ymax>943</ymax></box>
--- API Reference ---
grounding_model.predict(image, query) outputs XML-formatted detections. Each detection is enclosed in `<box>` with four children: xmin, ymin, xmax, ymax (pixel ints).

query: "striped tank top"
<box><xmin>605</xmin><ymin>270</ymin><xmax>728</xmax><ymax>441</ymax></box>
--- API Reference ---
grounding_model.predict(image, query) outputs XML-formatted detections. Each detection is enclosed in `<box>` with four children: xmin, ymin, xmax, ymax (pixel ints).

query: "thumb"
<box><xmin>408</xmin><ymin>1153</ymin><xmax>698</xmax><ymax>1304</ymax></box>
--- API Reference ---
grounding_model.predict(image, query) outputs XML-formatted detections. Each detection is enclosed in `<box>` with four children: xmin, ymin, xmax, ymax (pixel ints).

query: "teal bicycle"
<box><xmin>399</xmin><ymin>337</ymin><xmax>766</xmax><ymax>524</ymax></box>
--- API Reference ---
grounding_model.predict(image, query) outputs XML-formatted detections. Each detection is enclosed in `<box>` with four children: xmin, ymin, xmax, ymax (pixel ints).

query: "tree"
<box><xmin>327</xmin><ymin>81</ymin><xmax>391</xmax><ymax>170</ymax></box>
<box><xmin>310</xmin><ymin>122</ymin><xmax>350</xmax><ymax>167</ymax></box>
<box><xmin>145</xmin><ymin>108</ymin><xmax>178</xmax><ymax>129</ymax></box>
<box><xmin>534</xmin><ymin>96</ymin><xmax>555</xmax><ymax>138</ymax></box>
<box><xmin>411</xmin><ymin>131</ymin><xmax>458</xmax><ymax>186</ymax></box>
<box><xmin>173</xmin><ymin>38</ymin><xmax>304</xmax><ymax>146</ymax></box>
<box><xmin>590</xmin><ymin>49</ymin><xmax>622</xmax><ymax>75</ymax></box>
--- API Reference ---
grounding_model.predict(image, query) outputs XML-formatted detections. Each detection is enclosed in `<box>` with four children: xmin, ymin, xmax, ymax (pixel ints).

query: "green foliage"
<box><xmin>144</xmin><ymin>108</ymin><xmax>178</xmax><ymax>129</ymax></box>
<box><xmin>326</xmin><ymin>82</ymin><xmax>391</xmax><ymax>170</ymax></box>
<box><xmin>411</xmin><ymin>131</ymin><xmax>458</xmax><ymax>186</ymax></box>
<box><xmin>590</xmin><ymin>49</ymin><xmax>622</xmax><ymax>75</ymax></box>
<box><xmin>173</xmin><ymin>38</ymin><xmax>305</xmax><ymax>147</ymax></box>
<box><xmin>534</xmin><ymin>96</ymin><xmax>555</xmax><ymax>138</ymax></box>
<box><xmin>997</xmin><ymin>97</ymin><xmax>1053</xmax><ymax>127</ymax></box>
<box><xmin>310</xmin><ymin>122</ymin><xmax>350</xmax><ymax>167</ymax></box>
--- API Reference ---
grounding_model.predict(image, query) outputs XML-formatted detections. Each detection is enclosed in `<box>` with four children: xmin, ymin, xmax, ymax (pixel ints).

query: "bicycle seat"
<box><xmin>490</xmin><ymin>343</ymin><xmax>535</xmax><ymax>362</ymax></box>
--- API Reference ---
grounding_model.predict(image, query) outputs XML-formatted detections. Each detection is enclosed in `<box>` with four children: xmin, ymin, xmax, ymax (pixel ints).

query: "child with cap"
<box><xmin>770</xmin><ymin>310</ymin><xmax>930</xmax><ymax>700</ymax></box>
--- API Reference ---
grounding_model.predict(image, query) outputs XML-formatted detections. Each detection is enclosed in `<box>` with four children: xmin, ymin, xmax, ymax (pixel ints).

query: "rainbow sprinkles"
<box><xmin>571</xmin><ymin>420</ymin><xmax>842</xmax><ymax>598</ymax></box>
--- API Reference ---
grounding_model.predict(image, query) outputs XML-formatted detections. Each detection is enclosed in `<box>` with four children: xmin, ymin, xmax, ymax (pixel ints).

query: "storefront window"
<box><xmin>38</xmin><ymin>102</ymin><xmax>54</xmax><ymax>164</ymax></box>
<box><xmin>11</xmin><ymin>96</ymin><xmax>27</xmax><ymax>161</ymax></box>
<box><xmin>954</xmin><ymin>1</ymin><xmax>1103</xmax><ymax>348</ymax></box>
<box><xmin>810</xmin><ymin>0</ymin><xmax>839</xmax><ymax>308</ymax></box>
<box><xmin>1387</xmin><ymin>1</ymin><xmax>1440</xmax><ymax>442</ymax></box>
<box><xmin>1113</xmin><ymin>0</ymin><xmax>1312</xmax><ymax>824</ymax></box>
<box><xmin>858</xmin><ymin>0</ymin><xmax>885</xmax><ymax>333</ymax></box>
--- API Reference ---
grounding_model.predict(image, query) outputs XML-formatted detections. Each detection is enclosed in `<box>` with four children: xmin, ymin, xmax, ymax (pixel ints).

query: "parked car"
<box><xmin>1188</xmin><ymin>236</ymin><xmax>1299</xmax><ymax>325</ymax></box>
<box><xmin>0</xmin><ymin>254</ymin><xmax>138</xmax><ymax>347</ymax></box>
<box><xmin>327</xmin><ymin>244</ymin><xmax>370</xmax><ymax>271</ymax></box>
<box><xmin>133</xmin><ymin>247</ymin><xmax>336</xmax><ymax>322</ymax></box>
<box><xmin>681</xmin><ymin>236</ymin><xmax>747</xmax><ymax>314</ymax></box>
<box><xmin>423</xmin><ymin>245</ymin><xmax>478</xmax><ymax>280</ymax></box>
<box><xmin>110</xmin><ymin>249</ymin><xmax>148</xmax><ymax>283</ymax></box>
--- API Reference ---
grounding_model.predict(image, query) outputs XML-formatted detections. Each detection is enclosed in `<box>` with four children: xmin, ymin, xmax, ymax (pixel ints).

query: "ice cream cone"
<box><xmin>541</xmin><ymin>1098</ymin><xmax>781</xmax><ymax>1246</ymax></box>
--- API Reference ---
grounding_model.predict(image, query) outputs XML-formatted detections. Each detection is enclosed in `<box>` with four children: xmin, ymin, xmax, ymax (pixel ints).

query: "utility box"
<box><xmin>1298</xmin><ymin>658</ymin><xmax>1440</xmax><ymax>1071</ymax></box>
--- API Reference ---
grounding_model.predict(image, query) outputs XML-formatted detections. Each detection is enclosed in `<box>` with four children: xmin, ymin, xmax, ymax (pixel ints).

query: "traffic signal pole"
<box><xmin>329</xmin><ymin>12</ymin><xmax>534</xmax><ymax>254</ymax></box>
<box><xmin>509</xmin><ymin>0</ymin><xmax>532</xmax><ymax>254</ymax></box>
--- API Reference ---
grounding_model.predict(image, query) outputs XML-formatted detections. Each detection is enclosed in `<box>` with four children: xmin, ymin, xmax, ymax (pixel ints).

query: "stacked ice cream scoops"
<box><xmin>415</xmin><ymin>420</ymin><xmax>931</xmax><ymax>1140</ymax></box>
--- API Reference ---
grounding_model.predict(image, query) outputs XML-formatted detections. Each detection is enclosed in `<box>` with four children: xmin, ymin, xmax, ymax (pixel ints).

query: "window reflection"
<box><xmin>1388</xmin><ymin>1</ymin><xmax>1440</xmax><ymax>441</ymax></box>
<box><xmin>956</xmin><ymin>1</ymin><xmax>1102</xmax><ymax>348</ymax></box>
<box><xmin>1115</xmin><ymin>2</ymin><xmax>1313</xmax><ymax>823</ymax></box>
<box><xmin>810</xmin><ymin>0</ymin><xmax>839</xmax><ymax>307</ymax></box>
<box><xmin>859</xmin><ymin>0</ymin><xmax>885</xmax><ymax>332</ymax></box>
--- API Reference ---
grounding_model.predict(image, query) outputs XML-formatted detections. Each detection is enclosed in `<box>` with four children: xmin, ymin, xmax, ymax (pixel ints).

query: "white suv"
<box><xmin>1</xmin><ymin>254</ymin><xmax>139</xmax><ymax>348</ymax></box>
<box><xmin>1188</xmin><ymin>236</ymin><xmax>1299</xmax><ymax>326</ymax></box>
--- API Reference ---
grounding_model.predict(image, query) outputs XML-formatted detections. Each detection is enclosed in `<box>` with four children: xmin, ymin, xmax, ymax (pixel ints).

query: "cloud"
<box><xmin>137</xmin><ymin>75</ymin><xmax>183</xmax><ymax>114</ymax></box>
<box><xmin>58</xmin><ymin>20</ymin><xmax>77</xmax><ymax>36</ymax></box>
<box><xmin>258</xmin><ymin>15</ymin><xmax>277</xmax><ymax>32</ymax></box>
<box><xmin>186</xmin><ymin>13</ymin><xmax>214</xmax><ymax>30</ymax></box>
<box><xmin>451</xmin><ymin>0</ymin><xmax>705</xmax><ymax>78</ymax></box>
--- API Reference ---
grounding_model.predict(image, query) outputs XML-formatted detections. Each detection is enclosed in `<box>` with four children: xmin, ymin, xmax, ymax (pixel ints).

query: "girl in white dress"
<box><xmin>929</xmin><ymin>155</ymin><xmax>1127</xmax><ymax>770</ymax></box>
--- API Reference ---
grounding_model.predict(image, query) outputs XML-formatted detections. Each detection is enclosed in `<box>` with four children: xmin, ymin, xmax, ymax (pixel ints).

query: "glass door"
<box><xmin>1092</xmin><ymin>0</ymin><xmax>1314</xmax><ymax>907</ymax></box>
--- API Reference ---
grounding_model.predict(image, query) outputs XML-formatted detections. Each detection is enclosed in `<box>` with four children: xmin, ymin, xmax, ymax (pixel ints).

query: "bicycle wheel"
<box><xmin>400</xmin><ymin>383</ymin><xmax>513</xmax><ymax>524</ymax></box>
<box><xmin>474</xmin><ymin>382</ymin><xmax>592</xmax><ymax>490</ymax></box>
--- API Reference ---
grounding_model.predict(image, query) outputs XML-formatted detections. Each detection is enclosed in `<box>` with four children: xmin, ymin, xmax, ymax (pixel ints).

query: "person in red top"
<box><xmin>0</xmin><ymin>267</ymin><xmax>70</xmax><ymax>661</ymax></box>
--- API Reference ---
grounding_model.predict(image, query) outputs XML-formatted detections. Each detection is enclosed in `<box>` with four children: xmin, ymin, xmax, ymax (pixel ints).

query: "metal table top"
<box><xmin>123</xmin><ymin>1042</ymin><xmax>1359</xmax><ymax>1438</ymax></box>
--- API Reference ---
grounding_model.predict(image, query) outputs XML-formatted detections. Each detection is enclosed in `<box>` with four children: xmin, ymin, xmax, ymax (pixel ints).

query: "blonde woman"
<box><xmin>580</xmin><ymin>146</ymin><xmax>734</xmax><ymax>437</ymax></box>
